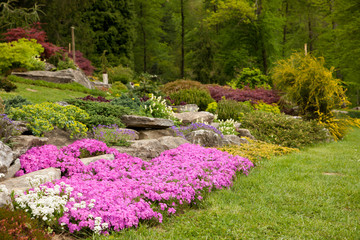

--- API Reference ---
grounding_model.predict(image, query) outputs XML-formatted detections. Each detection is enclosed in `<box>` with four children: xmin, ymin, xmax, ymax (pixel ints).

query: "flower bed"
<box><xmin>13</xmin><ymin>139</ymin><xmax>253</xmax><ymax>235</ymax></box>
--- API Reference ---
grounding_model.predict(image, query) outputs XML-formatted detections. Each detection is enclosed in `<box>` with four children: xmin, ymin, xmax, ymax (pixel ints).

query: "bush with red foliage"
<box><xmin>207</xmin><ymin>85</ymin><xmax>281</xmax><ymax>104</ymax></box>
<box><xmin>79</xmin><ymin>95</ymin><xmax>110</xmax><ymax>103</ymax></box>
<box><xmin>2</xmin><ymin>23</ymin><xmax>95</xmax><ymax>75</ymax></box>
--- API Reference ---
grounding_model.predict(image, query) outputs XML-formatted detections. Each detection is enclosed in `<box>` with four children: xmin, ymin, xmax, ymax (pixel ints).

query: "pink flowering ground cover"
<box><xmin>16</xmin><ymin>139</ymin><xmax>253</xmax><ymax>234</ymax></box>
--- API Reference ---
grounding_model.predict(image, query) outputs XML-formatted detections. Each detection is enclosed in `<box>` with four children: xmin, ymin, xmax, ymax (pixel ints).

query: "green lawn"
<box><xmin>0</xmin><ymin>82</ymin><xmax>88</xmax><ymax>103</ymax></box>
<box><xmin>103</xmin><ymin>128</ymin><xmax>360</xmax><ymax>239</ymax></box>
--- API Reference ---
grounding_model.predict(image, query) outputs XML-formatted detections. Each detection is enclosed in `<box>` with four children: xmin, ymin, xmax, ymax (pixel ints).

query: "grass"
<box><xmin>100</xmin><ymin>128</ymin><xmax>360</xmax><ymax>239</ymax></box>
<box><xmin>0</xmin><ymin>82</ymin><xmax>89</xmax><ymax>104</ymax></box>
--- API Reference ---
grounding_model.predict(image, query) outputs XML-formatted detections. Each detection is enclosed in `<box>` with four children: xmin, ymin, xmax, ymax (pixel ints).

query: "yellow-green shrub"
<box><xmin>206</xmin><ymin>101</ymin><xmax>217</xmax><ymax>114</ymax></box>
<box><xmin>218</xmin><ymin>139</ymin><xmax>299</xmax><ymax>165</ymax></box>
<box><xmin>9</xmin><ymin>102</ymin><xmax>89</xmax><ymax>138</ymax></box>
<box><xmin>169</xmin><ymin>88</ymin><xmax>215</xmax><ymax>111</ymax></box>
<box><xmin>253</xmin><ymin>101</ymin><xmax>280</xmax><ymax>114</ymax></box>
<box><xmin>162</xmin><ymin>79</ymin><xmax>207</xmax><ymax>95</ymax></box>
<box><xmin>217</xmin><ymin>99</ymin><xmax>253</xmax><ymax>121</ymax></box>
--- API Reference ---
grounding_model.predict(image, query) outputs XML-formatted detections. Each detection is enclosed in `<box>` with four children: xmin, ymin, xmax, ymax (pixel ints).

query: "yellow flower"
<box><xmin>132</xmin><ymin>98</ymin><xmax>135</xmax><ymax>100</ymax></box>
<box><xmin>134</xmin><ymin>83</ymin><xmax>140</xmax><ymax>87</ymax></box>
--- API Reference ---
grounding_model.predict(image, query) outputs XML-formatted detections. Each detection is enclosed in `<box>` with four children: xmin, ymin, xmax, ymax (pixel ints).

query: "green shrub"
<box><xmin>217</xmin><ymin>118</ymin><xmax>238</xmax><ymax>135</ymax></box>
<box><xmin>241</xmin><ymin>111</ymin><xmax>330</xmax><ymax>148</ymax></box>
<box><xmin>0</xmin><ymin>77</ymin><xmax>17</xmax><ymax>92</ymax></box>
<box><xmin>67</xmin><ymin>99</ymin><xmax>133</xmax><ymax>128</ymax></box>
<box><xmin>0</xmin><ymin>206</ymin><xmax>52</xmax><ymax>240</ymax></box>
<box><xmin>162</xmin><ymin>79</ymin><xmax>207</xmax><ymax>95</ymax></box>
<box><xmin>143</xmin><ymin>95</ymin><xmax>178</xmax><ymax>122</ymax></box>
<box><xmin>111</xmin><ymin>94</ymin><xmax>143</xmax><ymax>112</ymax></box>
<box><xmin>92</xmin><ymin>124</ymin><xmax>137</xmax><ymax>147</ymax></box>
<box><xmin>169</xmin><ymin>88</ymin><xmax>214</xmax><ymax>111</ymax></box>
<box><xmin>346</xmin><ymin>110</ymin><xmax>360</xmax><ymax>119</ymax></box>
<box><xmin>253</xmin><ymin>101</ymin><xmax>281</xmax><ymax>114</ymax></box>
<box><xmin>0</xmin><ymin>38</ymin><xmax>45</xmax><ymax>74</ymax></box>
<box><xmin>228</xmin><ymin>67</ymin><xmax>271</xmax><ymax>89</ymax></box>
<box><xmin>0</xmin><ymin>97</ymin><xmax>4</xmax><ymax>114</ymax></box>
<box><xmin>216</xmin><ymin>99</ymin><xmax>253</xmax><ymax>121</ymax></box>
<box><xmin>9</xmin><ymin>102</ymin><xmax>89</xmax><ymax>138</ymax></box>
<box><xmin>206</xmin><ymin>101</ymin><xmax>217</xmax><ymax>114</ymax></box>
<box><xmin>271</xmin><ymin>52</ymin><xmax>347</xmax><ymax>120</ymax></box>
<box><xmin>109</xmin><ymin>82</ymin><xmax>128</xmax><ymax>96</ymax></box>
<box><xmin>56</xmin><ymin>54</ymin><xmax>77</xmax><ymax>70</ymax></box>
<box><xmin>3</xmin><ymin>95</ymin><xmax>32</xmax><ymax>114</ymax></box>
<box><xmin>108</xmin><ymin>64</ymin><xmax>134</xmax><ymax>84</ymax></box>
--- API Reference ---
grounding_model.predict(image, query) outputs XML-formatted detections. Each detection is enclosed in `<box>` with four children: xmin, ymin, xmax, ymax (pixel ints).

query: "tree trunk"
<box><xmin>181</xmin><ymin>0</ymin><xmax>185</xmax><ymax>79</ymax></box>
<box><xmin>140</xmin><ymin>3</ymin><xmax>147</xmax><ymax>72</ymax></box>
<box><xmin>282</xmin><ymin>0</ymin><xmax>289</xmax><ymax>57</ymax></box>
<box><xmin>308</xmin><ymin>17</ymin><xmax>313</xmax><ymax>52</ymax></box>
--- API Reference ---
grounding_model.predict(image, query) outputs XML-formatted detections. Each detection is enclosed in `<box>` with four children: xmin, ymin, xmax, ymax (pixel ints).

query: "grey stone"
<box><xmin>138</xmin><ymin>128</ymin><xmax>175</xmax><ymax>140</ymax></box>
<box><xmin>81</xmin><ymin>154</ymin><xmax>115</xmax><ymax>165</ymax></box>
<box><xmin>222</xmin><ymin>135</ymin><xmax>244</xmax><ymax>146</ymax></box>
<box><xmin>12</xmin><ymin>68</ymin><xmax>93</xmax><ymax>89</ymax></box>
<box><xmin>44</xmin><ymin>62</ymin><xmax>56</xmax><ymax>71</ymax></box>
<box><xmin>157</xmin><ymin>136</ymin><xmax>189</xmax><ymax>150</ymax></box>
<box><xmin>0</xmin><ymin>141</ymin><xmax>13</xmax><ymax>174</ymax></box>
<box><xmin>174</xmin><ymin>111</ymin><xmax>215</xmax><ymax>125</ymax></box>
<box><xmin>10</xmin><ymin>135</ymin><xmax>49</xmax><ymax>160</ymax></box>
<box><xmin>236</xmin><ymin>128</ymin><xmax>255</xmax><ymax>140</ymax></box>
<box><xmin>185</xmin><ymin>130</ymin><xmax>223</xmax><ymax>147</ymax></box>
<box><xmin>239</xmin><ymin>138</ymin><xmax>250</xmax><ymax>145</ymax></box>
<box><xmin>12</xmin><ymin>121</ymin><xmax>29</xmax><ymax>135</ymax></box>
<box><xmin>121</xmin><ymin>115</ymin><xmax>174</xmax><ymax>129</ymax></box>
<box><xmin>171</xmin><ymin>104</ymin><xmax>199</xmax><ymax>113</ymax></box>
<box><xmin>352</xmin><ymin>106</ymin><xmax>360</xmax><ymax>110</ymax></box>
<box><xmin>44</xmin><ymin>127</ymin><xmax>77</xmax><ymax>148</ymax></box>
<box><xmin>3</xmin><ymin>159</ymin><xmax>20</xmax><ymax>180</ymax></box>
<box><xmin>91</xmin><ymin>81</ymin><xmax>111</xmax><ymax>90</ymax></box>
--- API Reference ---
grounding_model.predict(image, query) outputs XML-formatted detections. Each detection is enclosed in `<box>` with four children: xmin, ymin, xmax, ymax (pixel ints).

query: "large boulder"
<box><xmin>0</xmin><ymin>168</ymin><xmax>61</xmax><ymax>207</ymax></box>
<box><xmin>236</xmin><ymin>128</ymin><xmax>255</xmax><ymax>140</ymax></box>
<box><xmin>138</xmin><ymin>128</ymin><xmax>175</xmax><ymax>140</ymax></box>
<box><xmin>44</xmin><ymin>127</ymin><xmax>77</xmax><ymax>148</ymax></box>
<box><xmin>222</xmin><ymin>135</ymin><xmax>245</xmax><ymax>146</ymax></box>
<box><xmin>121</xmin><ymin>115</ymin><xmax>174</xmax><ymax>129</ymax></box>
<box><xmin>80</xmin><ymin>154</ymin><xmax>115</xmax><ymax>165</ymax></box>
<box><xmin>174</xmin><ymin>111</ymin><xmax>215</xmax><ymax>125</ymax></box>
<box><xmin>2</xmin><ymin>159</ymin><xmax>20</xmax><ymax>180</ymax></box>
<box><xmin>10</xmin><ymin>135</ymin><xmax>49</xmax><ymax>160</ymax></box>
<box><xmin>0</xmin><ymin>141</ymin><xmax>13</xmax><ymax>174</ymax></box>
<box><xmin>171</xmin><ymin>104</ymin><xmax>199</xmax><ymax>113</ymax></box>
<box><xmin>12</xmin><ymin>68</ymin><xmax>93</xmax><ymax>89</ymax></box>
<box><xmin>114</xmin><ymin>136</ymin><xmax>189</xmax><ymax>161</ymax></box>
<box><xmin>185</xmin><ymin>130</ymin><xmax>223</xmax><ymax>147</ymax></box>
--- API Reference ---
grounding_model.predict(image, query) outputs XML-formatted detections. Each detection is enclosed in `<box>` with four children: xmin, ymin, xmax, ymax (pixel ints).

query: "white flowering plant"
<box><xmin>217</xmin><ymin>118</ymin><xmax>239</xmax><ymax>135</ymax></box>
<box><xmin>143</xmin><ymin>95</ymin><xmax>181</xmax><ymax>125</ymax></box>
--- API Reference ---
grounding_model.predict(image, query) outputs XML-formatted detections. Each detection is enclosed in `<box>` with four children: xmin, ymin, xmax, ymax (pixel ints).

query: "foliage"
<box><xmin>346</xmin><ymin>110</ymin><xmax>360</xmax><ymax>119</ymax></box>
<box><xmin>143</xmin><ymin>95</ymin><xmax>178</xmax><ymax>123</ymax></box>
<box><xmin>217</xmin><ymin>118</ymin><xmax>238</xmax><ymax>135</ymax></box>
<box><xmin>218</xmin><ymin>139</ymin><xmax>299</xmax><ymax>166</ymax></box>
<box><xmin>0</xmin><ymin>77</ymin><xmax>17</xmax><ymax>92</ymax></box>
<box><xmin>241</xmin><ymin>111</ymin><xmax>331</xmax><ymax>148</ymax></box>
<box><xmin>205</xmin><ymin>101</ymin><xmax>217</xmax><ymax>114</ymax></box>
<box><xmin>111</xmin><ymin>94</ymin><xmax>143</xmax><ymax>112</ymax></box>
<box><xmin>130</xmin><ymin>73</ymin><xmax>162</xmax><ymax>98</ymax></box>
<box><xmin>92</xmin><ymin>124</ymin><xmax>137</xmax><ymax>146</ymax></box>
<box><xmin>169</xmin><ymin>88</ymin><xmax>214</xmax><ymax>111</ymax></box>
<box><xmin>216</xmin><ymin>99</ymin><xmax>253</xmax><ymax>121</ymax></box>
<box><xmin>161</xmin><ymin>79</ymin><xmax>208</xmax><ymax>95</ymax></box>
<box><xmin>67</xmin><ymin>50</ymin><xmax>95</xmax><ymax>76</ymax></box>
<box><xmin>108</xmin><ymin>64</ymin><xmax>134</xmax><ymax>84</ymax></box>
<box><xmin>66</xmin><ymin>99</ymin><xmax>132</xmax><ymax>128</ymax></box>
<box><xmin>171</xmin><ymin>122</ymin><xmax>224</xmax><ymax>140</ymax></box>
<box><xmin>229</xmin><ymin>68</ymin><xmax>271</xmax><ymax>89</ymax></box>
<box><xmin>56</xmin><ymin>54</ymin><xmax>77</xmax><ymax>71</ymax></box>
<box><xmin>9</xmin><ymin>102</ymin><xmax>89</xmax><ymax>138</ymax></box>
<box><xmin>109</xmin><ymin>82</ymin><xmax>128</xmax><ymax>96</ymax></box>
<box><xmin>79</xmin><ymin>95</ymin><xmax>110</xmax><ymax>103</ymax></box>
<box><xmin>0</xmin><ymin>97</ymin><xmax>4</xmax><ymax>114</ymax></box>
<box><xmin>0</xmin><ymin>38</ymin><xmax>45</xmax><ymax>74</ymax></box>
<box><xmin>253</xmin><ymin>101</ymin><xmax>281</xmax><ymax>114</ymax></box>
<box><xmin>3</xmin><ymin>95</ymin><xmax>32</xmax><ymax>114</ymax></box>
<box><xmin>8</xmin><ymin>75</ymin><xmax>107</xmax><ymax>97</ymax></box>
<box><xmin>0</xmin><ymin>114</ymin><xmax>20</xmax><ymax>143</ymax></box>
<box><xmin>207</xmin><ymin>85</ymin><xmax>281</xmax><ymax>104</ymax></box>
<box><xmin>271</xmin><ymin>53</ymin><xmax>347</xmax><ymax>120</ymax></box>
<box><xmin>0</xmin><ymin>206</ymin><xmax>52</xmax><ymax>240</ymax></box>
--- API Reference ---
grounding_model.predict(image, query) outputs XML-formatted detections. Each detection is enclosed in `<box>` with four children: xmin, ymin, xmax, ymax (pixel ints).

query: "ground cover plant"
<box><xmin>171</xmin><ymin>122</ymin><xmax>224</xmax><ymax>140</ymax></box>
<box><xmin>10</xmin><ymin>139</ymin><xmax>253</xmax><ymax>236</ymax></box>
<box><xmin>92</xmin><ymin>124</ymin><xmax>137</xmax><ymax>147</ymax></box>
<box><xmin>107</xmin><ymin>128</ymin><xmax>360</xmax><ymax>239</ymax></box>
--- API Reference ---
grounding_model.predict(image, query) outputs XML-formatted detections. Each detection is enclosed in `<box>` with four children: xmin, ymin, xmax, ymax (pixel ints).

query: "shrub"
<box><xmin>143</xmin><ymin>95</ymin><xmax>178</xmax><ymax>123</ymax></box>
<box><xmin>271</xmin><ymin>52</ymin><xmax>347</xmax><ymax>120</ymax></box>
<box><xmin>241</xmin><ymin>111</ymin><xmax>330</xmax><ymax>148</ymax></box>
<box><xmin>56</xmin><ymin>54</ymin><xmax>77</xmax><ymax>71</ymax></box>
<box><xmin>111</xmin><ymin>94</ymin><xmax>143</xmax><ymax>112</ymax></box>
<box><xmin>68</xmin><ymin>50</ymin><xmax>95</xmax><ymax>76</ymax></box>
<box><xmin>218</xmin><ymin>139</ymin><xmax>299</xmax><ymax>166</ymax></box>
<box><xmin>108</xmin><ymin>65</ymin><xmax>134</xmax><ymax>84</ymax></box>
<box><xmin>216</xmin><ymin>99</ymin><xmax>253</xmax><ymax>121</ymax></box>
<box><xmin>92</xmin><ymin>124</ymin><xmax>137</xmax><ymax>146</ymax></box>
<box><xmin>207</xmin><ymin>85</ymin><xmax>281</xmax><ymax>104</ymax></box>
<box><xmin>162</xmin><ymin>79</ymin><xmax>208</xmax><ymax>95</ymax></box>
<box><xmin>79</xmin><ymin>95</ymin><xmax>110</xmax><ymax>103</ymax></box>
<box><xmin>0</xmin><ymin>97</ymin><xmax>4</xmax><ymax>114</ymax></box>
<box><xmin>3</xmin><ymin>95</ymin><xmax>32</xmax><ymax>114</ymax></box>
<box><xmin>9</xmin><ymin>102</ymin><xmax>89</xmax><ymax>138</ymax></box>
<box><xmin>0</xmin><ymin>206</ymin><xmax>52</xmax><ymax>240</ymax></box>
<box><xmin>66</xmin><ymin>99</ymin><xmax>132</xmax><ymax>128</ymax></box>
<box><xmin>253</xmin><ymin>101</ymin><xmax>281</xmax><ymax>114</ymax></box>
<box><xmin>109</xmin><ymin>82</ymin><xmax>128</xmax><ymax>96</ymax></box>
<box><xmin>228</xmin><ymin>67</ymin><xmax>271</xmax><ymax>89</ymax></box>
<box><xmin>169</xmin><ymin>88</ymin><xmax>214</xmax><ymax>111</ymax></box>
<box><xmin>217</xmin><ymin>118</ymin><xmax>238</xmax><ymax>135</ymax></box>
<box><xmin>346</xmin><ymin>110</ymin><xmax>360</xmax><ymax>119</ymax></box>
<box><xmin>206</xmin><ymin>101</ymin><xmax>217</xmax><ymax>114</ymax></box>
<box><xmin>0</xmin><ymin>38</ymin><xmax>45</xmax><ymax>74</ymax></box>
<box><xmin>0</xmin><ymin>77</ymin><xmax>17</xmax><ymax>92</ymax></box>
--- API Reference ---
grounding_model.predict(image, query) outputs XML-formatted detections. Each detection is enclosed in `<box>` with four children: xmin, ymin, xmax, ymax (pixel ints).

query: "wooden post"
<box><xmin>304</xmin><ymin>43</ymin><xmax>308</xmax><ymax>56</ymax></box>
<box><xmin>68</xmin><ymin>43</ymin><xmax>71</xmax><ymax>53</ymax></box>
<box><xmin>71</xmin><ymin>26</ymin><xmax>76</xmax><ymax>64</ymax></box>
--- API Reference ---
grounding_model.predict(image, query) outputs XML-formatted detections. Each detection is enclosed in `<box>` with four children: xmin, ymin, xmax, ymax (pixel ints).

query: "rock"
<box><xmin>114</xmin><ymin>137</ymin><xmax>189</xmax><ymax>161</ymax></box>
<box><xmin>138</xmin><ymin>128</ymin><xmax>175</xmax><ymax>140</ymax></box>
<box><xmin>185</xmin><ymin>130</ymin><xmax>223</xmax><ymax>147</ymax></box>
<box><xmin>239</xmin><ymin>138</ymin><xmax>250</xmax><ymax>145</ymax></box>
<box><xmin>171</xmin><ymin>104</ymin><xmax>199</xmax><ymax>113</ymax></box>
<box><xmin>236</xmin><ymin>128</ymin><xmax>255</xmax><ymax>140</ymax></box>
<box><xmin>3</xmin><ymin>159</ymin><xmax>20</xmax><ymax>180</ymax></box>
<box><xmin>222</xmin><ymin>135</ymin><xmax>244</xmax><ymax>146</ymax></box>
<box><xmin>12</xmin><ymin>121</ymin><xmax>29</xmax><ymax>135</ymax></box>
<box><xmin>91</xmin><ymin>81</ymin><xmax>111</xmax><ymax>91</ymax></box>
<box><xmin>121</xmin><ymin>115</ymin><xmax>174</xmax><ymax>129</ymax></box>
<box><xmin>174</xmin><ymin>111</ymin><xmax>215</xmax><ymax>125</ymax></box>
<box><xmin>44</xmin><ymin>62</ymin><xmax>56</xmax><ymax>71</ymax></box>
<box><xmin>352</xmin><ymin>106</ymin><xmax>360</xmax><ymax>110</ymax></box>
<box><xmin>12</xmin><ymin>68</ymin><xmax>93</xmax><ymax>89</ymax></box>
<box><xmin>55</xmin><ymin>101</ymin><xmax>71</xmax><ymax>107</ymax></box>
<box><xmin>80</xmin><ymin>154</ymin><xmax>115</xmax><ymax>165</ymax></box>
<box><xmin>0</xmin><ymin>168</ymin><xmax>61</xmax><ymax>207</ymax></box>
<box><xmin>10</xmin><ymin>135</ymin><xmax>49</xmax><ymax>160</ymax></box>
<box><xmin>0</xmin><ymin>141</ymin><xmax>13</xmax><ymax>174</ymax></box>
<box><xmin>210</xmin><ymin>122</ymin><xmax>220</xmax><ymax>129</ymax></box>
<box><xmin>44</xmin><ymin>127</ymin><xmax>77</xmax><ymax>148</ymax></box>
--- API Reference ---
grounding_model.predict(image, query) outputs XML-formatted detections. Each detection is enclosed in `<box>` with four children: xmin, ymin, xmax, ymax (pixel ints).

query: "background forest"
<box><xmin>1</xmin><ymin>0</ymin><xmax>359</xmax><ymax>104</ymax></box>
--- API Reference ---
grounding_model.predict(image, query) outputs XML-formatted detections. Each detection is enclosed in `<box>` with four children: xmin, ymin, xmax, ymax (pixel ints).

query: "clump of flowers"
<box><xmin>171</xmin><ymin>122</ymin><xmax>224</xmax><ymax>140</ymax></box>
<box><xmin>8</xmin><ymin>102</ymin><xmax>89</xmax><ymax>138</ymax></box>
<box><xmin>217</xmin><ymin>118</ymin><xmax>238</xmax><ymax>135</ymax></box>
<box><xmin>0</xmin><ymin>114</ymin><xmax>20</xmax><ymax>143</ymax></box>
<box><xmin>92</xmin><ymin>124</ymin><xmax>137</xmax><ymax>146</ymax></box>
<box><xmin>143</xmin><ymin>95</ymin><xmax>176</xmax><ymax>120</ymax></box>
